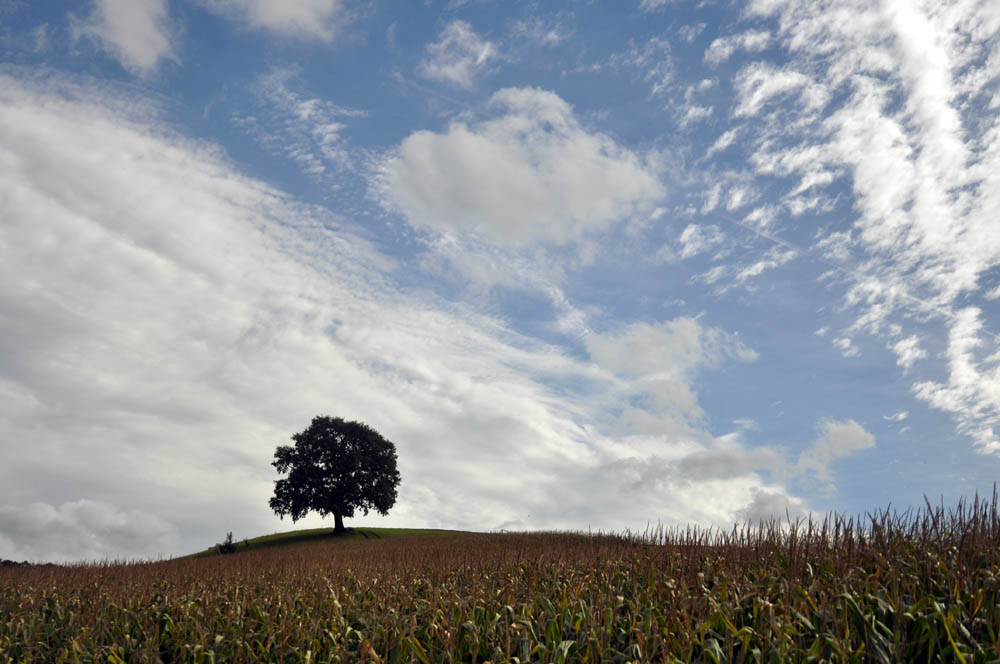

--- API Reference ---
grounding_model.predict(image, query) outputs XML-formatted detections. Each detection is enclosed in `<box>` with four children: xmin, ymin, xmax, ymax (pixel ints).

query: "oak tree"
<box><xmin>270</xmin><ymin>416</ymin><xmax>401</xmax><ymax>533</ymax></box>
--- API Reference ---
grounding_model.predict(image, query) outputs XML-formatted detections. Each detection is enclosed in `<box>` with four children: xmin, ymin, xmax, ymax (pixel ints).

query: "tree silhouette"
<box><xmin>269</xmin><ymin>416</ymin><xmax>401</xmax><ymax>533</ymax></box>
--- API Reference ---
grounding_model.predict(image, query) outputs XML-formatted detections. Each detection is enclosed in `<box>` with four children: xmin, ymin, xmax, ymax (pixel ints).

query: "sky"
<box><xmin>0</xmin><ymin>0</ymin><xmax>998</xmax><ymax>563</ymax></box>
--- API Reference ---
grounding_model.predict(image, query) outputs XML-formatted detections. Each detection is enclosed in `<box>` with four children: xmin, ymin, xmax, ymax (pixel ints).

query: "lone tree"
<box><xmin>270</xmin><ymin>416</ymin><xmax>401</xmax><ymax>534</ymax></box>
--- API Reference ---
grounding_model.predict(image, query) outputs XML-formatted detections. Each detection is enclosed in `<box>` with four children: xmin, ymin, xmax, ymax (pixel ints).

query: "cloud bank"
<box><xmin>0</xmin><ymin>500</ymin><xmax>178</xmax><ymax>563</ymax></box>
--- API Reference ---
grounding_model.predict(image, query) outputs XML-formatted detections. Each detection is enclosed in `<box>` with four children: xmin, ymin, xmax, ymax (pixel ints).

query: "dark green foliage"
<box><xmin>269</xmin><ymin>416</ymin><xmax>401</xmax><ymax>532</ymax></box>
<box><xmin>215</xmin><ymin>532</ymin><xmax>236</xmax><ymax>555</ymax></box>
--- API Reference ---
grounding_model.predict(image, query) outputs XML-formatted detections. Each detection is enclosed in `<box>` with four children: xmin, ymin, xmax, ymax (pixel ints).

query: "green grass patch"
<box><xmin>187</xmin><ymin>526</ymin><xmax>464</xmax><ymax>558</ymax></box>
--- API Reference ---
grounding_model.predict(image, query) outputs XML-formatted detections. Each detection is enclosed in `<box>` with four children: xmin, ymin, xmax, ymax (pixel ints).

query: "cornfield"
<box><xmin>3</xmin><ymin>495</ymin><xmax>1000</xmax><ymax>663</ymax></box>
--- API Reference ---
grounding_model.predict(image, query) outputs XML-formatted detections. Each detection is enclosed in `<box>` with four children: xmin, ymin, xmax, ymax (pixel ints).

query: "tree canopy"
<box><xmin>269</xmin><ymin>416</ymin><xmax>401</xmax><ymax>533</ymax></box>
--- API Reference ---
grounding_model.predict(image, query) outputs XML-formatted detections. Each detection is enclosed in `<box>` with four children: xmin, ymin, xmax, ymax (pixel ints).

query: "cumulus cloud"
<box><xmin>198</xmin><ymin>0</ymin><xmax>350</xmax><ymax>42</ymax></box>
<box><xmin>378</xmin><ymin>87</ymin><xmax>663</xmax><ymax>246</ymax></box>
<box><xmin>0</xmin><ymin>500</ymin><xmax>178</xmax><ymax>563</ymax></box>
<box><xmin>418</xmin><ymin>20</ymin><xmax>498</xmax><ymax>89</ymax></box>
<box><xmin>74</xmin><ymin>0</ymin><xmax>174</xmax><ymax>75</ymax></box>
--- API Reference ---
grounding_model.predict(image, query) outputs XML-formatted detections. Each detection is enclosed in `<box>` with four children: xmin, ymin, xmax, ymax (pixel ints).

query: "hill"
<box><xmin>187</xmin><ymin>526</ymin><xmax>465</xmax><ymax>557</ymax></box>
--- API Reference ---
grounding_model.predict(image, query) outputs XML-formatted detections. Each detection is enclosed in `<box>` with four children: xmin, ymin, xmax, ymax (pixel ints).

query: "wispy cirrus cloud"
<box><xmin>705</xmin><ymin>30</ymin><xmax>771</xmax><ymax>67</ymax></box>
<box><xmin>638</xmin><ymin>0</ymin><xmax>673</xmax><ymax>11</ymax></box>
<box><xmin>508</xmin><ymin>16</ymin><xmax>572</xmax><ymax>47</ymax></box>
<box><xmin>710</xmin><ymin>0</ymin><xmax>1000</xmax><ymax>450</ymax></box>
<box><xmin>233</xmin><ymin>67</ymin><xmax>366</xmax><ymax>181</ymax></box>
<box><xmin>613</xmin><ymin>36</ymin><xmax>672</xmax><ymax>99</ymax></box>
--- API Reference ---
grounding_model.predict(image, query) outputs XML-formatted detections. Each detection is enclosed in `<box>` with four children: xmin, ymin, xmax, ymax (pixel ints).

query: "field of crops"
<box><xmin>3</xmin><ymin>495</ymin><xmax>1000</xmax><ymax>663</ymax></box>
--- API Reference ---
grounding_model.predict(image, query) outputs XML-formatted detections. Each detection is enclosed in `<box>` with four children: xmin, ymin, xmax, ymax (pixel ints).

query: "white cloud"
<box><xmin>509</xmin><ymin>16</ymin><xmax>571</xmax><ymax>47</ymax></box>
<box><xmin>883</xmin><ymin>410</ymin><xmax>908</xmax><ymax>422</ymax></box>
<box><xmin>680</xmin><ymin>104</ymin><xmax>713</xmax><ymax>126</ymax></box>
<box><xmin>797</xmin><ymin>418</ymin><xmax>875</xmax><ymax>488</ymax></box>
<box><xmin>733</xmin><ymin>62</ymin><xmax>828</xmax><ymax>117</ymax></box>
<box><xmin>677</xmin><ymin>447</ymin><xmax>784</xmax><ymax>481</ymax></box>
<box><xmin>727</xmin><ymin>185</ymin><xmax>755</xmax><ymax>210</ymax></box>
<box><xmin>678</xmin><ymin>224</ymin><xmax>725</xmax><ymax>259</ymax></box>
<box><xmin>833</xmin><ymin>336</ymin><xmax>861</xmax><ymax>358</ymax></box>
<box><xmin>587</xmin><ymin>317</ymin><xmax>758</xmax><ymax>379</ymax></box>
<box><xmin>75</xmin><ymin>0</ymin><xmax>174</xmax><ymax>75</ymax></box>
<box><xmin>585</xmin><ymin>317</ymin><xmax>757</xmax><ymax>433</ymax></box>
<box><xmin>913</xmin><ymin>307</ymin><xmax>1000</xmax><ymax>451</ymax></box>
<box><xmin>198</xmin><ymin>0</ymin><xmax>350</xmax><ymax>42</ymax></box>
<box><xmin>735</xmin><ymin>246</ymin><xmax>797</xmax><ymax>283</ymax></box>
<box><xmin>737</xmin><ymin>489</ymin><xmax>810</xmax><ymax>523</ymax></box>
<box><xmin>696</xmin><ymin>243</ymin><xmax>798</xmax><ymax>294</ymax></box>
<box><xmin>701</xmin><ymin>183</ymin><xmax>722</xmax><ymax>214</ymax></box>
<box><xmin>705</xmin><ymin>30</ymin><xmax>771</xmax><ymax>66</ymax></box>
<box><xmin>32</xmin><ymin>24</ymin><xmax>50</xmax><ymax>52</ymax></box>
<box><xmin>744</xmin><ymin>205</ymin><xmax>778</xmax><ymax>230</ymax></box>
<box><xmin>706</xmin><ymin>128</ymin><xmax>740</xmax><ymax>158</ymax></box>
<box><xmin>419</xmin><ymin>20</ymin><xmax>498</xmax><ymax>89</ymax></box>
<box><xmin>679</xmin><ymin>23</ymin><xmax>707</xmax><ymax>43</ymax></box>
<box><xmin>378</xmin><ymin>87</ymin><xmax>664</xmax><ymax>246</ymax></box>
<box><xmin>892</xmin><ymin>334</ymin><xmax>927</xmax><ymax>370</ymax></box>
<box><xmin>639</xmin><ymin>0</ymin><xmax>673</xmax><ymax>11</ymax></box>
<box><xmin>0</xmin><ymin>500</ymin><xmax>178</xmax><ymax>563</ymax></box>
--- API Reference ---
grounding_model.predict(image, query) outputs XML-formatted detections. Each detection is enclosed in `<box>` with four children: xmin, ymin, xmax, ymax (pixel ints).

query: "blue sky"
<box><xmin>1</xmin><ymin>0</ymin><xmax>998</xmax><ymax>562</ymax></box>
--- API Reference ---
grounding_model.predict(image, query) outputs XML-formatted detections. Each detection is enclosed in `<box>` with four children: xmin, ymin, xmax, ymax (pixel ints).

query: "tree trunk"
<box><xmin>334</xmin><ymin>513</ymin><xmax>345</xmax><ymax>534</ymax></box>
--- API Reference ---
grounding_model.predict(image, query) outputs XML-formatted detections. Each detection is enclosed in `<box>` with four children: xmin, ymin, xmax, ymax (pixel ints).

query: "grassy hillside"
<box><xmin>187</xmin><ymin>526</ymin><xmax>463</xmax><ymax>558</ymax></box>
<box><xmin>3</xmin><ymin>497</ymin><xmax>1000</xmax><ymax>662</ymax></box>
